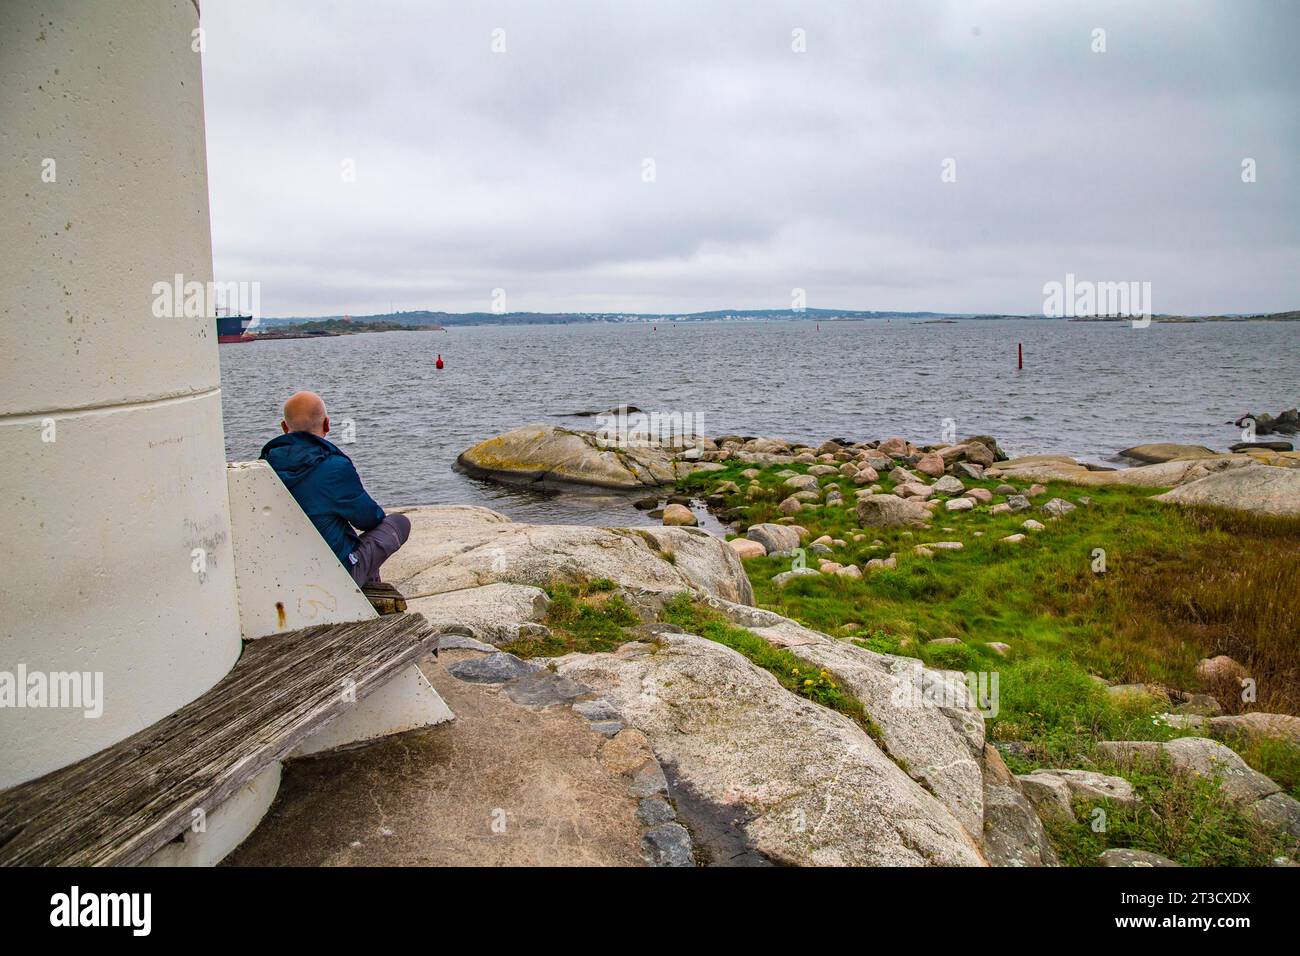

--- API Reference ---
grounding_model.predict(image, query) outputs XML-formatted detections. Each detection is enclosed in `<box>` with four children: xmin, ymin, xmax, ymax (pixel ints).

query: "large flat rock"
<box><xmin>987</xmin><ymin>453</ymin><xmax>1256</xmax><ymax>489</ymax></box>
<box><xmin>457</xmin><ymin>423</ymin><xmax>697</xmax><ymax>489</ymax></box>
<box><xmin>385</xmin><ymin>505</ymin><xmax>754</xmax><ymax>605</ymax></box>
<box><xmin>406</xmin><ymin>583</ymin><xmax>551</xmax><ymax>645</ymax></box>
<box><xmin>1118</xmin><ymin>443</ymin><xmax>1219</xmax><ymax>464</ymax></box>
<box><xmin>1154</xmin><ymin>465</ymin><xmax>1300</xmax><ymax>516</ymax></box>
<box><xmin>702</xmin><ymin>597</ymin><xmax>986</xmax><ymax>840</ymax></box>
<box><xmin>551</xmin><ymin>632</ymin><xmax>985</xmax><ymax>866</ymax></box>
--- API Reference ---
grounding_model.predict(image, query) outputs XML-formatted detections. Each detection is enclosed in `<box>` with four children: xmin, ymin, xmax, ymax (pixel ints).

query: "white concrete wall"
<box><xmin>0</xmin><ymin>1</ymin><xmax>243</xmax><ymax>788</ymax></box>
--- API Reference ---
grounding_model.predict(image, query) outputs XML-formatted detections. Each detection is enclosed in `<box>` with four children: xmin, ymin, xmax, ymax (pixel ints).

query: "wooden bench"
<box><xmin>0</xmin><ymin>613</ymin><xmax>441</xmax><ymax>866</ymax></box>
<box><xmin>362</xmin><ymin>581</ymin><xmax>408</xmax><ymax>615</ymax></box>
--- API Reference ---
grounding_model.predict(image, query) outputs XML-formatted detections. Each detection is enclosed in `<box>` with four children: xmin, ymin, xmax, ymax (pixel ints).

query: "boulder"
<box><xmin>727</xmin><ymin>538</ymin><xmax>767</xmax><ymax>560</ymax></box>
<box><xmin>407</xmin><ymin>582</ymin><xmax>551</xmax><ymax>646</ymax></box>
<box><xmin>698</xmin><ymin>599</ymin><xmax>986</xmax><ymax>839</ymax></box>
<box><xmin>894</xmin><ymin>482</ymin><xmax>934</xmax><ymax>500</ymax></box>
<box><xmin>1024</xmin><ymin>769</ymin><xmax>1138</xmax><ymax>807</ymax></box>
<box><xmin>1196</xmin><ymin>655</ymin><xmax>1247</xmax><ymax>683</ymax></box>
<box><xmin>1039</xmin><ymin>497</ymin><xmax>1076</xmax><ymax>518</ymax></box>
<box><xmin>964</xmin><ymin>487</ymin><xmax>993</xmax><ymax>504</ymax></box>
<box><xmin>1158</xmin><ymin>738</ymin><xmax>1282</xmax><ymax>804</ymax></box>
<box><xmin>784</xmin><ymin>473</ymin><xmax>820</xmax><ymax>491</ymax></box>
<box><xmin>662</xmin><ymin>503</ymin><xmax>697</xmax><ymax>526</ymax></box>
<box><xmin>982</xmin><ymin>757</ymin><xmax>1060</xmax><ymax>866</ymax></box>
<box><xmin>953</xmin><ymin>462</ymin><xmax>985</xmax><ymax>480</ymax></box>
<box><xmin>1250</xmin><ymin>793</ymin><xmax>1300</xmax><ymax>838</ymax></box>
<box><xmin>1017</xmin><ymin>773</ymin><xmax>1075</xmax><ymax>822</ymax></box>
<box><xmin>447</xmin><ymin>651</ymin><xmax>541</xmax><ymax>684</ymax></box>
<box><xmin>987</xmin><ymin>453</ymin><xmax>1257</xmax><ymax>490</ymax></box>
<box><xmin>945</xmin><ymin>497</ymin><xmax>974</xmax><ymax>512</ymax></box>
<box><xmin>1099</xmin><ymin>849</ymin><xmax>1180</xmax><ymax>867</ymax></box>
<box><xmin>1208</xmin><ymin>713</ymin><xmax>1300</xmax><ymax>748</ymax></box>
<box><xmin>1119</xmin><ymin>443</ymin><xmax>1219</xmax><ymax>464</ymax></box>
<box><xmin>1235</xmin><ymin>408</ymin><xmax>1299</xmax><ymax>436</ymax></box>
<box><xmin>916</xmin><ymin>454</ymin><xmax>946</xmax><ymax>477</ymax></box>
<box><xmin>962</xmin><ymin>435</ymin><xmax>1008</xmax><ymax>462</ymax></box>
<box><xmin>1098</xmin><ymin>737</ymin><xmax>1297</xmax><ymax>834</ymax></box>
<box><xmin>961</xmin><ymin>442</ymin><xmax>995</xmax><ymax>468</ymax></box>
<box><xmin>856</xmin><ymin>494</ymin><xmax>932</xmax><ymax>528</ymax></box>
<box><xmin>777</xmin><ymin>496</ymin><xmax>803</xmax><ymax>516</ymax></box>
<box><xmin>877</xmin><ymin>437</ymin><xmax>910</xmax><ymax>458</ymax></box>
<box><xmin>1022</xmin><ymin>519</ymin><xmax>1045</xmax><ymax>531</ymax></box>
<box><xmin>457</xmin><ymin>423</ymin><xmax>698</xmax><ymax>489</ymax></box>
<box><xmin>552</xmin><ymin>631</ymin><xmax>985</xmax><ymax>865</ymax></box>
<box><xmin>387</xmin><ymin>505</ymin><xmax>754</xmax><ymax>605</ymax></box>
<box><xmin>772</xmin><ymin>567</ymin><xmax>820</xmax><ymax>587</ymax></box>
<box><xmin>745</xmin><ymin>523</ymin><xmax>802</xmax><ymax>555</ymax></box>
<box><xmin>932</xmin><ymin>475</ymin><xmax>965</xmax><ymax>496</ymax></box>
<box><xmin>1154</xmin><ymin>465</ymin><xmax>1300</xmax><ymax>516</ymax></box>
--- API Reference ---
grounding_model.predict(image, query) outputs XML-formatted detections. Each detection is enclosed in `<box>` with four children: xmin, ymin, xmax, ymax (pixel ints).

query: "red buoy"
<box><xmin>435</xmin><ymin>353</ymin><xmax>444</xmax><ymax>369</ymax></box>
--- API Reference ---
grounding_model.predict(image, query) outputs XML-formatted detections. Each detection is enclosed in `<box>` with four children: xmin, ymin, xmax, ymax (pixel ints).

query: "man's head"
<box><xmin>281</xmin><ymin>391</ymin><xmax>329</xmax><ymax>437</ymax></box>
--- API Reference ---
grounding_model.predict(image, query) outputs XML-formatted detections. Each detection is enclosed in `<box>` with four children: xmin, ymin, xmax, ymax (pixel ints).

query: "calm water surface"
<box><xmin>219</xmin><ymin>320</ymin><xmax>1297</xmax><ymax>526</ymax></box>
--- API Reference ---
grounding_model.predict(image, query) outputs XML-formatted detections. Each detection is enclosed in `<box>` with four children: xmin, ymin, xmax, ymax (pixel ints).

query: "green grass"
<box><xmin>677</xmin><ymin>456</ymin><xmax>1300</xmax><ymax>865</ymax></box>
<box><xmin>499</xmin><ymin>581</ymin><xmax>640</xmax><ymax>658</ymax></box>
<box><xmin>1044</xmin><ymin>754</ymin><xmax>1285</xmax><ymax>867</ymax></box>
<box><xmin>681</xmin><ymin>458</ymin><xmax>1300</xmax><ymax>712</ymax></box>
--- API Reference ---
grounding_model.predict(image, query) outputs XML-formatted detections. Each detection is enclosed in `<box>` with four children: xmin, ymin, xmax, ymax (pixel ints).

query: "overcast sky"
<box><xmin>200</xmin><ymin>0</ymin><xmax>1299</xmax><ymax>317</ymax></box>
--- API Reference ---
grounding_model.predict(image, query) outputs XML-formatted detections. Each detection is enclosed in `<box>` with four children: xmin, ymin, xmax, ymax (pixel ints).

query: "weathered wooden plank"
<box><xmin>0</xmin><ymin>613</ymin><xmax>440</xmax><ymax>866</ymax></box>
<box><xmin>361</xmin><ymin>581</ymin><xmax>407</xmax><ymax>615</ymax></box>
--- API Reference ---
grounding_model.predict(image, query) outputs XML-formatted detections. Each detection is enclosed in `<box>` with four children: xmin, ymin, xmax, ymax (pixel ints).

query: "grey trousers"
<box><xmin>347</xmin><ymin>513</ymin><xmax>411</xmax><ymax>585</ymax></box>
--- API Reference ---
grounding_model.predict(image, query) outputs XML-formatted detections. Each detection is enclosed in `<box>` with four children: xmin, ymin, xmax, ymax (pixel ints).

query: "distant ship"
<box><xmin>216</xmin><ymin>313</ymin><xmax>254</xmax><ymax>343</ymax></box>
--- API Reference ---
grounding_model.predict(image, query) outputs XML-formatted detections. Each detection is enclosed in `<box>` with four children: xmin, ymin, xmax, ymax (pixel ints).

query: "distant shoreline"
<box><xmin>254</xmin><ymin>309</ymin><xmax>1300</xmax><ymax>330</ymax></box>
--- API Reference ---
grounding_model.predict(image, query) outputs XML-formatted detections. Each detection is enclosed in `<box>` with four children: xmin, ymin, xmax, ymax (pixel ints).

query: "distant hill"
<box><xmin>256</xmin><ymin>307</ymin><xmax>1299</xmax><ymax>328</ymax></box>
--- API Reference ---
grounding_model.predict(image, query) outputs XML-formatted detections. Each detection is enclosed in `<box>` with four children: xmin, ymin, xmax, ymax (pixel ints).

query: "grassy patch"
<box><xmin>499</xmin><ymin>581</ymin><xmax>640</xmax><ymax>658</ymax></box>
<box><xmin>678</xmin><ymin>456</ymin><xmax>1300</xmax><ymax>865</ymax></box>
<box><xmin>1043</xmin><ymin>754</ymin><xmax>1285</xmax><ymax>867</ymax></box>
<box><xmin>683</xmin><ymin>460</ymin><xmax>1300</xmax><ymax>714</ymax></box>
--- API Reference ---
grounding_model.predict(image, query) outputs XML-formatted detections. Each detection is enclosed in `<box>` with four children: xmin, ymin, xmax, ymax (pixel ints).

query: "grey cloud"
<box><xmin>201</xmin><ymin>0</ymin><xmax>1300</xmax><ymax>316</ymax></box>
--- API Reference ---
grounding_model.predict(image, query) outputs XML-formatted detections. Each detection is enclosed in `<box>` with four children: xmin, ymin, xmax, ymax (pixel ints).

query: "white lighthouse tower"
<box><xmin>0</xmin><ymin>0</ymin><xmax>245</xmax><ymax>788</ymax></box>
<box><xmin>0</xmin><ymin>2</ymin><xmax>449</xmax><ymax>862</ymax></box>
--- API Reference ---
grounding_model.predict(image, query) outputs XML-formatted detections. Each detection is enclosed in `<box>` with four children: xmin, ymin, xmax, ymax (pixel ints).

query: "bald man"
<box><xmin>260</xmin><ymin>391</ymin><xmax>411</xmax><ymax>586</ymax></box>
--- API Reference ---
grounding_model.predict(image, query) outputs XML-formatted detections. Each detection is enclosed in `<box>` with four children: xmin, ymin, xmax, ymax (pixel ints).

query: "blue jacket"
<box><xmin>260</xmin><ymin>432</ymin><xmax>385</xmax><ymax>567</ymax></box>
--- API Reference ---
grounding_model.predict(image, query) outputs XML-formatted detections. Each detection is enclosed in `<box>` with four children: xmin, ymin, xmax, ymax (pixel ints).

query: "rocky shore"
<box><xmin>246</xmin><ymin>423</ymin><xmax>1300</xmax><ymax>867</ymax></box>
<box><xmin>446</xmin><ymin>423</ymin><xmax>1300</xmax><ymax>864</ymax></box>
